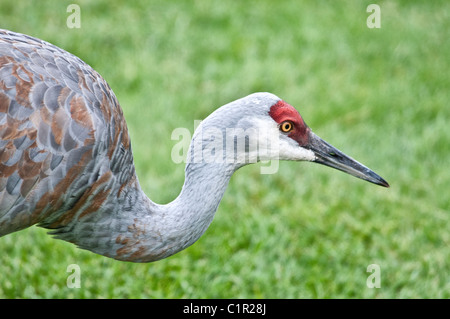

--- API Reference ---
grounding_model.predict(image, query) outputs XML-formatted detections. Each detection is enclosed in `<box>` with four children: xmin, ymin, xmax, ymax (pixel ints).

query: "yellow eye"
<box><xmin>280</xmin><ymin>121</ymin><xmax>293</xmax><ymax>133</ymax></box>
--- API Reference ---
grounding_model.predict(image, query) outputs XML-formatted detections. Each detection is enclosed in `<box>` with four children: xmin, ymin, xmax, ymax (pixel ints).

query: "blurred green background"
<box><xmin>0</xmin><ymin>0</ymin><xmax>448</xmax><ymax>298</ymax></box>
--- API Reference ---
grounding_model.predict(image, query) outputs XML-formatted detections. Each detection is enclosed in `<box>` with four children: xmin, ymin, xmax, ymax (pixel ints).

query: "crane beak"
<box><xmin>305</xmin><ymin>131</ymin><xmax>390</xmax><ymax>187</ymax></box>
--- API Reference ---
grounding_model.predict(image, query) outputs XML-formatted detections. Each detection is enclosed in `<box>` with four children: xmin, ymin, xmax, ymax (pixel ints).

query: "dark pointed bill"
<box><xmin>305</xmin><ymin>132</ymin><xmax>390</xmax><ymax>187</ymax></box>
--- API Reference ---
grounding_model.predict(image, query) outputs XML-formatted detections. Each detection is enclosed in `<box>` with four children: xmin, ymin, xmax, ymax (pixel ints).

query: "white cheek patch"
<box><xmin>278</xmin><ymin>138</ymin><xmax>316</xmax><ymax>161</ymax></box>
<box><xmin>245</xmin><ymin>119</ymin><xmax>316</xmax><ymax>162</ymax></box>
<box><xmin>256</xmin><ymin>127</ymin><xmax>316</xmax><ymax>162</ymax></box>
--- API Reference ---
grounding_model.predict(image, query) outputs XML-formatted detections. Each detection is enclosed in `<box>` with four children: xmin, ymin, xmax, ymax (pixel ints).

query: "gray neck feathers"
<box><xmin>147</xmin><ymin>93</ymin><xmax>281</xmax><ymax>258</ymax></box>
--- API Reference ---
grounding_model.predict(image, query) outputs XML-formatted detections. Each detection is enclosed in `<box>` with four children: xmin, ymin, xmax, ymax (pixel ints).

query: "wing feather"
<box><xmin>0</xmin><ymin>29</ymin><xmax>133</xmax><ymax>236</ymax></box>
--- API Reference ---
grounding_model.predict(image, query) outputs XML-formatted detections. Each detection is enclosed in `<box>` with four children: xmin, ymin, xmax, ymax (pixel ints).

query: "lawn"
<box><xmin>0</xmin><ymin>0</ymin><xmax>448</xmax><ymax>298</ymax></box>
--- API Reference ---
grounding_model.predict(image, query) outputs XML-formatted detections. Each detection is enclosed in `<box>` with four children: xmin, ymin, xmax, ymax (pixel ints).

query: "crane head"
<box><xmin>200</xmin><ymin>92</ymin><xmax>389</xmax><ymax>187</ymax></box>
<box><xmin>266</xmin><ymin>94</ymin><xmax>389</xmax><ymax>187</ymax></box>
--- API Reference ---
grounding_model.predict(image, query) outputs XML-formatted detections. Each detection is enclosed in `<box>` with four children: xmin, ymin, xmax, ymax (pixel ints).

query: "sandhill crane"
<box><xmin>0</xmin><ymin>29</ymin><xmax>388</xmax><ymax>262</ymax></box>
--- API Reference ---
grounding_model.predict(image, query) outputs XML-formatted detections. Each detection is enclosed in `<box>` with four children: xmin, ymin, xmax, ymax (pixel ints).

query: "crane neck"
<box><xmin>162</xmin><ymin>161</ymin><xmax>237</xmax><ymax>246</ymax></box>
<box><xmin>109</xmin><ymin>161</ymin><xmax>238</xmax><ymax>262</ymax></box>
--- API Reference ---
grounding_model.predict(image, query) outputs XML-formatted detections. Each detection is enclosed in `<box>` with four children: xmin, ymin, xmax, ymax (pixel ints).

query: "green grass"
<box><xmin>0</xmin><ymin>0</ymin><xmax>448</xmax><ymax>298</ymax></box>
